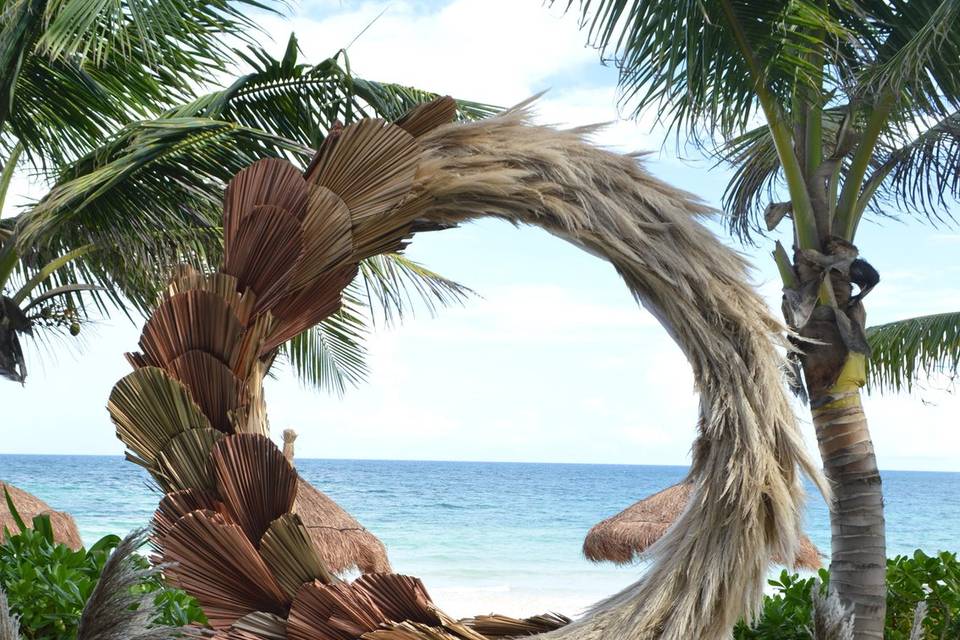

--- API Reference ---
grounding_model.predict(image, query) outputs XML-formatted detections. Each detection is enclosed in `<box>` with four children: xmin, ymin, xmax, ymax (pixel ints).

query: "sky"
<box><xmin>2</xmin><ymin>0</ymin><xmax>959</xmax><ymax>471</ymax></box>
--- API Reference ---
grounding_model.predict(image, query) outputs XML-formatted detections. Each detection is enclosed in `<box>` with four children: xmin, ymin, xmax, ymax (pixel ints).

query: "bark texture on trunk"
<box><xmin>809</xmin><ymin>353</ymin><xmax>887</xmax><ymax>640</ymax></box>
<box><xmin>790</xmin><ymin>239</ymin><xmax>887</xmax><ymax>640</ymax></box>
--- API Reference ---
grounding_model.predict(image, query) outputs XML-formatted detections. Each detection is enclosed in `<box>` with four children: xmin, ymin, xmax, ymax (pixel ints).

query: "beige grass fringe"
<box><xmin>404</xmin><ymin>103</ymin><xmax>826</xmax><ymax>639</ymax></box>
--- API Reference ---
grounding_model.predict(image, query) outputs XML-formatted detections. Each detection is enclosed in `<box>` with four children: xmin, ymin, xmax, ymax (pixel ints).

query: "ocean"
<box><xmin>1</xmin><ymin>455</ymin><xmax>958</xmax><ymax>618</ymax></box>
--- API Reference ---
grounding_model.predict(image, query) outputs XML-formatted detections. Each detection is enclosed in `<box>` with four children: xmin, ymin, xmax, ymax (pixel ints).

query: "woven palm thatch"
<box><xmin>295</xmin><ymin>478</ymin><xmax>391</xmax><ymax>575</ymax></box>
<box><xmin>106</xmin><ymin>96</ymin><xmax>822</xmax><ymax>640</ymax></box>
<box><xmin>583</xmin><ymin>482</ymin><xmax>822</xmax><ymax>570</ymax></box>
<box><xmin>1</xmin><ymin>481</ymin><xmax>82</xmax><ymax>549</ymax></box>
<box><xmin>281</xmin><ymin>429</ymin><xmax>391</xmax><ymax>575</ymax></box>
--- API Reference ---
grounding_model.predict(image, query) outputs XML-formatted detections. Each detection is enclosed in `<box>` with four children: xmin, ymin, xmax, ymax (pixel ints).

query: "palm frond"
<box><xmin>866</xmin><ymin>311</ymin><xmax>960</xmax><ymax>392</ymax></box>
<box><xmin>16</xmin><ymin>118</ymin><xmax>307</xmax><ymax>312</ymax></box>
<box><xmin>5</xmin><ymin>39</ymin><xmax>488</xmax><ymax>391</ymax></box>
<box><xmin>854</xmin><ymin>0</ymin><xmax>960</xmax><ymax>117</ymax></box>
<box><xmin>2</xmin><ymin>0</ymin><xmax>287</xmax><ymax>166</ymax></box>
<box><xmin>173</xmin><ymin>37</ymin><xmax>497</xmax><ymax>149</ymax></box>
<box><xmin>870</xmin><ymin>109</ymin><xmax>960</xmax><ymax>223</ymax></box>
<box><xmin>352</xmin><ymin>76</ymin><xmax>498</xmax><ymax>123</ymax></box>
<box><xmin>357</xmin><ymin>254</ymin><xmax>473</xmax><ymax>327</ymax></box>
<box><xmin>279</xmin><ymin>253</ymin><xmax>474</xmax><ymax>395</ymax></box>
<box><xmin>37</xmin><ymin>0</ymin><xmax>280</xmax><ymax>67</ymax></box>
<box><xmin>10</xmin><ymin>42</ymin><xmax>490</xmax><ymax>314</ymax></box>
<box><xmin>280</xmin><ymin>302</ymin><xmax>369</xmax><ymax>396</ymax></box>
<box><xmin>556</xmin><ymin>0</ymin><xmax>857</xmax><ymax>142</ymax></box>
<box><xmin>718</xmin><ymin>107</ymin><xmax>850</xmax><ymax>239</ymax></box>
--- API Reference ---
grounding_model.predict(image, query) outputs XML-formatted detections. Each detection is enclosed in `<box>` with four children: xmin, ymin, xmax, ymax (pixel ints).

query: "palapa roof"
<box><xmin>583</xmin><ymin>482</ymin><xmax>823</xmax><ymax>571</ymax></box>
<box><xmin>295</xmin><ymin>476</ymin><xmax>391</xmax><ymax>575</ymax></box>
<box><xmin>282</xmin><ymin>430</ymin><xmax>391</xmax><ymax>575</ymax></box>
<box><xmin>1</xmin><ymin>480</ymin><xmax>82</xmax><ymax>550</ymax></box>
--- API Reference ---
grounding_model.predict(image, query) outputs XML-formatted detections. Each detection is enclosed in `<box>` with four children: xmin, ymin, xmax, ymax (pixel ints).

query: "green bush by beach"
<box><xmin>735</xmin><ymin>551</ymin><xmax>960</xmax><ymax>639</ymax></box>
<box><xmin>0</xmin><ymin>493</ymin><xmax>204</xmax><ymax>639</ymax></box>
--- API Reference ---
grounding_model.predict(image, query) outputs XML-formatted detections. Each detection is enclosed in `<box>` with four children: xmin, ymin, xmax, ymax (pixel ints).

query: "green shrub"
<box><xmin>733</xmin><ymin>569</ymin><xmax>830</xmax><ymax>640</ymax></box>
<box><xmin>886</xmin><ymin>550</ymin><xmax>960</xmax><ymax>640</ymax></box>
<box><xmin>735</xmin><ymin>551</ymin><xmax>960</xmax><ymax>639</ymax></box>
<box><xmin>0</xmin><ymin>489</ymin><xmax>204</xmax><ymax>639</ymax></box>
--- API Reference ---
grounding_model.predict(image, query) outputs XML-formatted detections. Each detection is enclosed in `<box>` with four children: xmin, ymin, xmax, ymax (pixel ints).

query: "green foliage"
<box><xmin>866</xmin><ymin>312</ymin><xmax>960</xmax><ymax>394</ymax></box>
<box><xmin>733</xmin><ymin>552</ymin><xmax>960</xmax><ymax>639</ymax></box>
<box><xmin>0</xmin><ymin>490</ymin><xmax>204</xmax><ymax>639</ymax></box>
<box><xmin>1</xmin><ymin>25</ymin><xmax>494</xmax><ymax>392</ymax></box>
<box><xmin>734</xmin><ymin>570</ymin><xmax>829</xmax><ymax>640</ymax></box>
<box><xmin>560</xmin><ymin>0</ymin><xmax>960</xmax><ymax>240</ymax></box>
<box><xmin>886</xmin><ymin>550</ymin><xmax>960</xmax><ymax>640</ymax></box>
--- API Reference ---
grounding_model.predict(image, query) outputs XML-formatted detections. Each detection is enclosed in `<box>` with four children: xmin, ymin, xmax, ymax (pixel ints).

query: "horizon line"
<box><xmin>0</xmin><ymin>452</ymin><xmax>957</xmax><ymax>473</ymax></box>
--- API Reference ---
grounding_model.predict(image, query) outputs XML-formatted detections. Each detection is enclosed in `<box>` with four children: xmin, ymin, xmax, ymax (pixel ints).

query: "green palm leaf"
<box><xmin>854</xmin><ymin>0</ymin><xmax>960</xmax><ymax>116</ymax></box>
<box><xmin>277</xmin><ymin>254</ymin><xmax>474</xmax><ymax>395</ymax></box>
<box><xmin>14</xmin><ymin>38</ymin><xmax>492</xmax><ymax>313</ymax></box>
<box><xmin>17</xmin><ymin>117</ymin><xmax>306</xmax><ymax>312</ymax></box>
<box><xmin>558</xmin><ymin>0</ymin><xmax>857</xmax><ymax>140</ymax></box>
<box><xmin>281</xmin><ymin>302</ymin><xmax>369</xmax><ymax>397</ymax></box>
<box><xmin>3</xmin><ymin>24</ymin><xmax>494</xmax><ymax>390</ymax></box>
<box><xmin>866</xmin><ymin>311</ymin><xmax>960</xmax><ymax>392</ymax></box>
<box><xmin>357</xmin><ymin>254</ymin><xmax>473</xmax><ymax>327</ymax></box>
<box><xmin>870</xmin><ymin>109</ymin><xmax>960</xmax><ymax>223</ymax></box>
<box><xmin>1</xmin><ymin>0</ymin><xmax>286</xmax><ymax>164</ymax></box>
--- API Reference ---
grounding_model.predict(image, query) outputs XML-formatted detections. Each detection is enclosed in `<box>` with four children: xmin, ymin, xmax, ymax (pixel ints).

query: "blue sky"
<box><xmin>3</xmin><ymin>0</ymin><xmax>959</xmax><ymax>471</ymax></box>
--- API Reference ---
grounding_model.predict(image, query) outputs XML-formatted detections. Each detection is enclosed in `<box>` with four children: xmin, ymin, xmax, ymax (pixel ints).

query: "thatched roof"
<box><xmin>1</xmin><ymin>481</ymin><xmax>82</xmax><ymax>550</ymax></box>
<box><xmin>281</xmin><ymin>430</ymin><xmax>391</xmax><ymax>575</ymax></box>
<box><xmin>583</xmin><ymin>482</ymin><xmax>822</xmax><ymax>570</ymax></box>
<box><xmin>295</xmin><ymin>477</ymin><xmax>391</xmax><ymax>575</ymax></box>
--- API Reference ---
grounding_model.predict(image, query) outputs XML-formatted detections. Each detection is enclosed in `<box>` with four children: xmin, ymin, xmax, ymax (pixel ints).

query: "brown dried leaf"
<box><xmin>306</xmin><ymin>119</ymin><xmax>419</xmax><ymax>258</ymax></box>
<box><xmin>223</xmin><ymin>205</ymin><xmax>304</xmax><ymax>311</ymax></box>
<box><xmin>140</xmin><ymin>290</ymin><xmax>243</xmax><ymax>367</ymax></box>
<box><xmin>262</xmin><ymin>264</ymin><xmax>358</xmax><ymax>353</ymax></box>
<box><xmin>167</xmin><ymin>350</ymin><xmax>244</xmax><ymax>434</ymax></box>
<box><xmin>260</xmin><ymin>513</ymin><xmax>335</xmax><ymax>599</ymax></box>
<box><xmin>395</xmin><ymin>97</ymin><xmax>457</xmax><ymax>138</ymax></box>
<box><xmin>167</xmin><ymin>271</ymin><xmax>257</xmax><ymax>326</ymax></box>
<box><xmin>287</xmin><ymin>580</ymin><xmax>388</xmax><ymax>640</ymax></box>
<box><xmin>232</xmin><ymin>612</ymin><xmax>288</xmax><ymax>640</ymax></box>
<box><xmin>462</xmin><ymin>613</ymin><xmax>571</xmax><ymax>637</ymax></box>
<box><xmin>353</xmin><ymin>575</ymin><xmax>438</xmax><ymax>627</ymax></box>
<box><xmin>160</xmin><ymin>510</ymin><xmax>289</xmax><ymax>629</ymax></box>
<box><xmin>155</xmin><ymin>428</ymin><xmax>225</xmax><ymax>492</ymax></box>
<box><xmin>211</xmin><ymin>434</ymin><xmax>298</xmax><ymax>543</ymax></box>
<box><xmin>108</xmin><ymin>367</ymin><xmax>212</xmax><ymax>467</ymax></box>
<box><xmin>153</xmin><ymin>488</ymin><xmax>227</xmax><ymax>542</ymax></box>
<box><xmin>224</xmin><ymin>158</ymin><xmax>309</xmax><ymax>254</ymax></box>
<box><xmin>286</xmin><ymin>186</ymin><xmax>354</xmax><ymax>292</ymax></box>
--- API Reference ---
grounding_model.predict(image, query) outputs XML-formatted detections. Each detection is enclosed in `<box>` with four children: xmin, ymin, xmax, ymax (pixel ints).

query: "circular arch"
<box><xmin>106</xmin><ymin>98</ymin><xmax>821</xmax><ymax>640</ymax></box>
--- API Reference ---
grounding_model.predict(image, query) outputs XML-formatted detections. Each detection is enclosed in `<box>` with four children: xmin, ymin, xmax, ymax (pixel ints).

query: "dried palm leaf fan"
<box><xmin>106</xmin><ymin>96</ymin><xmax>823</xmax><ymax>640</ymax></box>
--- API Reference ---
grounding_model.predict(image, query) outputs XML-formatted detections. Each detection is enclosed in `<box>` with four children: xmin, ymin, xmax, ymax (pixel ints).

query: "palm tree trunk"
<box><xmin>808</xmin><ymin>351</ymin><xmax>887</xmax><ymax>639</ymax></box>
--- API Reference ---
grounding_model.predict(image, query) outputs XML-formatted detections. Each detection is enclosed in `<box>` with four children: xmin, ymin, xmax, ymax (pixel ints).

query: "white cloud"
<box><xmin>863</xmin><ymin>380</ymin><xmax>960</xmax><ymax>471</ymax></box>
<box><xmin>536</xmin><ymin>86</ymin><xmax>667</xmax><ymax>154</ymax></box>
<box><xmin>397</xmin><ymin>283</ymin><xmax>658</xmax><ymax>345</ymax></box>
<box><xmin>259</xmin><ymin>0</ymin><xmax>597</xmax><ymax>106</ymax></box>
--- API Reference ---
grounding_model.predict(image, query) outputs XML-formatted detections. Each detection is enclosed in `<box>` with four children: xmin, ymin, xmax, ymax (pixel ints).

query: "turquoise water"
<box><xmin>2</xmin><ymin>455</ymin><xmax>958</xmax><ymax>617</ymax></box>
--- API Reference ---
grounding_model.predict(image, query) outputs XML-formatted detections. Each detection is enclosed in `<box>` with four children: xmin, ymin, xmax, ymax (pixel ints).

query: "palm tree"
<box><xmin>0</xmin><ymin>230</ymin><xmax>101</xmax><ymax>382</ymax></box>
<box><xmin>556</xmin><ymin>1</ymin><xmax>960</xmax><ymax>637</ymax></box>
<box><xmin>1</xmin><ymin>0</ymin><xmax>494</xmax><ymax>389</ymax></box>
